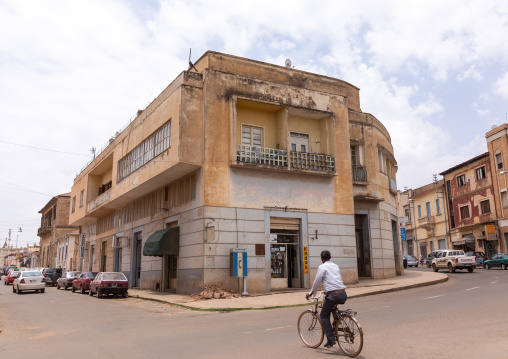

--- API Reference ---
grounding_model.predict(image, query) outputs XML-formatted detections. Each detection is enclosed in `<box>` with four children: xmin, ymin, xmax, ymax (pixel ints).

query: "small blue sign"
<box><xmin>400</xmin><ymin>228</ymin><xmax>406</xmax><ymax>241</ymax></box>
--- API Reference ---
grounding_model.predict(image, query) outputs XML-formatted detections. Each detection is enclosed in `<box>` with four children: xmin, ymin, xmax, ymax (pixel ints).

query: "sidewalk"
<box><xmin>128</xmin><ymin>271</ymin><xmax>448</xmax><ymax>311</ymax></box>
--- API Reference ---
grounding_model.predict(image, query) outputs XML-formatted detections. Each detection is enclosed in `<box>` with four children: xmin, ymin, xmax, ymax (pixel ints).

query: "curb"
<box><xmin>128</xmin><ymin>275</ymin><xmax>449</xmax><ymax>312</ymax></box>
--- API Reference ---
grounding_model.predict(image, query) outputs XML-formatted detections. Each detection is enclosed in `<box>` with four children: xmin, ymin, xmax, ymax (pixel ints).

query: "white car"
<box><xmin>13</xmin><ymin>271</ymin><xmax>46</xmax><ymax>294</ymax></box>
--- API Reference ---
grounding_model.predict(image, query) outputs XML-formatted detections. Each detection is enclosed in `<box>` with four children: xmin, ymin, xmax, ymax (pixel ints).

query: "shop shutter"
<box><xmin>270</xmin><ymin>217</ymin><xmax>300</xmax><ymax>231</ymax></box>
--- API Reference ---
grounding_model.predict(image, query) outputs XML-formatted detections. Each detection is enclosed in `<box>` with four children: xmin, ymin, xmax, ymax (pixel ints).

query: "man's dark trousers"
<box><xmin>320</xmin><ymin>291</ymin><xmax>348</xmax><ymax>344</ymax></box>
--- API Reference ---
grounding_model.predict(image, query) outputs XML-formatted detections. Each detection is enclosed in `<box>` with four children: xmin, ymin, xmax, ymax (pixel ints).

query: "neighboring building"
<box><xmin>486</xmin><ymin>124</ymin><xmax>508</xmax><ymax>254</ymax></box>
<box><xmin>37</xmin><ymin>194</ymin><xmax>78</xmax><ymax>267</ymax></box>
<box><xmin>0</xmin><ymin>241</ymin><xmax>19</xmax><ymax>267</ymax></box>
<box><xmin>55</xmin><ymin>231</ymin><xmax>79</xmax><ymax>271</ymax></box>
<box><xmin>440</xmin><ymin>153</ymin><xmax>499</xmax><ymax>257</ymax></box>
<box><xmin>397</xmin><ymin>189</ymin><xmax>413</xmax><ymax>255</ymax></box>
<box><xmin>69</xmin><ymin>51</ymin><xmax>400</xmax><ymax>294</ymax></box>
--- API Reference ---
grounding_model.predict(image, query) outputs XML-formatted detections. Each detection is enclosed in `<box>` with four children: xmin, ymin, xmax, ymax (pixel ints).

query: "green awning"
<box><xmin>143</xmin><ymin>227</ymin><xmax>179</xmax><ymax>257</ymax></box>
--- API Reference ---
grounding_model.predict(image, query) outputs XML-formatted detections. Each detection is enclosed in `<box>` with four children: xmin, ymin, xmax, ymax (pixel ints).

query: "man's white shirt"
<box><xmin>308</xmin><ymin>260</ymin><xmax>346</xmax><ymax>296</ymax></box>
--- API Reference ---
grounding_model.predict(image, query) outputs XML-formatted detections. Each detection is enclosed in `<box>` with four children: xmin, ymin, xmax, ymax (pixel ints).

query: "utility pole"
<box><xmin>434</xmin><ymin>174</ymin><xmax>450</xmax><ymax>250</ymax></box>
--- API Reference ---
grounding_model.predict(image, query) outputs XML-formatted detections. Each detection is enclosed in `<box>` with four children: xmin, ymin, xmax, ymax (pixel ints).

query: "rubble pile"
<box><xmin>190</xmin><ymin>285</ymin><xmax>241</xmax><ymax>301</ymax></box>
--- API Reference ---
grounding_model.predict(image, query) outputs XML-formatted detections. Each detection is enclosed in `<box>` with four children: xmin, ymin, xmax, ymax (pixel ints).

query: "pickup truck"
<box><xmin>431</xmin><ymin>250</ymin><xmax>476</xmax><ymax>273</ymax></box>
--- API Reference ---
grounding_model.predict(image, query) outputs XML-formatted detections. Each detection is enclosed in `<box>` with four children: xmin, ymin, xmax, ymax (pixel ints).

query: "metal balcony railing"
<box><xmin>236</xmin><ymin>145</ymin><xmax>288</xmax><ymax>167</ymax></box>
<box><xmin>352</xmin><ymin>165</ymin><xmax>367</xmax><ymax>183</ymax></box>
<box><xmin>289</xmin><ymin>152</ymin><xmax>335</xmax><ymax>172</ymax></box>
<box><xmin>87</xmin><ymin>189</ymin><xmax>112</xmax><ymax>212</ymax></box>
<box><xmin>389</xmin><ymin>176</ymin><xmax>397</xmax><ymax>192</ymax></box>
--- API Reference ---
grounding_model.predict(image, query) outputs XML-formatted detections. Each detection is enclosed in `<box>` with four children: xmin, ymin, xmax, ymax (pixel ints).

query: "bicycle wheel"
<box><xmin>335</xmin><ymin>314</ymin><xmax>363</xmax><ymax>357</ymax></box>
<box><xmin>297</xmin><ymin>310</ymin><xmax>324</xmax><ymax>348</ymax></box>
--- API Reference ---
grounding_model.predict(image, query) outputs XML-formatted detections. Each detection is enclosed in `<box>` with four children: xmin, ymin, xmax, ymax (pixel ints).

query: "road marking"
<box><xmin>265</xmin><ymin>326</ymin><xmax>291</xmax><ymax>331</ymax></box>
<box><xmin>491</xmin><ymin>281</ymin><xmax>498</xmax><ymax>284</ymax></box>
<box><xmin>424</xmin><ymin>295</ymin><xmax>445</xmax><ymax>300</ymax></box>
<box><xmin>466</xmin><ymin>286</ymin><xmax>480</xmax><ymax>291</ymax></box>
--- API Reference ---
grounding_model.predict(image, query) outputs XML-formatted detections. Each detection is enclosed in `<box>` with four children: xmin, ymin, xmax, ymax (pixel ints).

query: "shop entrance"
<box><xmin>164</xmin><ymin>221</ymin><xmax>179</xmax><ymax>291</ymax></box>
<box><xmin>132</xmin><ymin>232</ymin><xmax>142</xmax><ymax>287</ymax></box>
<box><xmin>270</xmin><ymin>217</ymin><xmax>301</xmax><ymax>289</ymax></box>
<box><xmin>355</xmin><ymin>214</ymin><xmax>371</xmax><ymax>278</ymax></box>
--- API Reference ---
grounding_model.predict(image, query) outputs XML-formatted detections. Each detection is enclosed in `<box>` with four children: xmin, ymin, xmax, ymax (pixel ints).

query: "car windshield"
<box><xmin>22</xmin><ymin>272</ymin><xmax>42</xmax><ymax>277</ymax></box>
<box><xmin>66</xmin><ymin>272</ymin><xmax>80</xmax><ymax>277</ymax></box>
<box><xmin>102</xmin><ymin>273</ymin><xmax>127</xmax><ymax>281</ymax></box>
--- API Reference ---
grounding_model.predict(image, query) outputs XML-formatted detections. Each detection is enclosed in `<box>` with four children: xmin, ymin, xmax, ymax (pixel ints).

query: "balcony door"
<box><xmin>290</xmin><ymin>132</ymin><xmax>310</xmax><ymax>153</ymax></box>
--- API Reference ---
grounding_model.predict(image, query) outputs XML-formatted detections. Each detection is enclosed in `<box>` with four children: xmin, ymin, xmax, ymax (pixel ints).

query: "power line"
<box><xmin>0</xmin><ymin>140</ymin><xmax>90</xmax><ymax>157</ymax></box>
<box><xmin>0</xmin><ymin>180</ymin><xmax>54</xmax><ymax>197</ymax></box>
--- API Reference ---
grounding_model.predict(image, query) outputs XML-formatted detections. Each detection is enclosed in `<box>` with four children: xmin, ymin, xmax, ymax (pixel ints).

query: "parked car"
<box><xmin>403</xmin><ymin>255</ymin><xmax>418</xmax><ymax>267</ymax></box>
<box><xmin>72</xmin><ymin>271</ymin><xmax>99</xmax><ymax>294</ymax></box>
<box><xmin>426</xmin><ymin>251</ymin><xmax>443</xmax><ymax>268</ymax></box>
<box><xmin>484</xmin><ymin>253</ymin><xmax>508</xmax><ymax>270</ymax></box>
<box><xmin>4</xmin><ymin>270</ymin><xmax>20</xmax><ymax>285</ymax></box>
<box><xmin>465</xmin><ymin>251</ymin><xmax>485</xmax><ymax>268</ymax></box>
<box><xmin>12</xmin><ymin>271</ymin><xmax>46</xmax><ymax>294</ymax></box>
<box><xmin>43</xmin><ymin>268</ymin><xmax>63</xmax><ymax>286</ymax></box>
<box><xmin>89</xmin><ymin>272</ymin><xmax>129</xmax><ymax>298</ymax></box>
<box><xmin>3</xmin><ymin>266</ymin><xmax>15</xmax><ymax>276</ymax></box>
<box><xmin>57</xmin><ymin>271</ymin><xmax>81</xmax><ymax>290</ymax></box>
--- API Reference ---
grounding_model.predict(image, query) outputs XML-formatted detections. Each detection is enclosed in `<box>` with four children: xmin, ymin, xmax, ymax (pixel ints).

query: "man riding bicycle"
<box><xmin>306</xmin><ymin>250</ymin><xmax>347</xmax><ymax>348</ymax></box>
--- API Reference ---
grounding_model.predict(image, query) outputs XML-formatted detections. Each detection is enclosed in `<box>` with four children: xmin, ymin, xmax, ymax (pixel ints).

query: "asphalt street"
<box><xmin>1</xmin><ymin>267</ymin><xmax>507</xmax><ymax>358</ymax></box>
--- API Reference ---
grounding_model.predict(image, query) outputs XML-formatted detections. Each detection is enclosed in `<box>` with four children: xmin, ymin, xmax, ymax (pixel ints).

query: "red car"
<box><xmin>71</xmin><ymin>271</ymin><xmax>99</xmax><ymax>294</ymax></box>
<box><xmin>4</xmin><ymin>271</ymin><xmax>20</xmax><ymax>285</ymax></box>
<box><xmin>89</xmin><ymin>272</ymin><xmax>129</xmax><ymax>298</ymax></box>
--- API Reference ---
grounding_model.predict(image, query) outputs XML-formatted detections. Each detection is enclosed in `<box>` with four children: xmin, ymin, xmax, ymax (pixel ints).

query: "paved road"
<box><xmin>1</xmin><ymin>267</ymin><xmax>507</xmax><ymax>358</ymax></box>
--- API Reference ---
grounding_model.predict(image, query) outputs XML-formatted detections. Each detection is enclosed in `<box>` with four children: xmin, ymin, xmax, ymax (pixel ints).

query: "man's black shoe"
<box><xmin>324</xmin><ymin>341</ymin><xmax>335</xmax><ymax>348</ymax></box>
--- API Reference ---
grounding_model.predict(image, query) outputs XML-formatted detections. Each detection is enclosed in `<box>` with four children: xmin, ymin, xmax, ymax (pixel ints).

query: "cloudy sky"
<box><xmin>1</xmin><ymin>0</ymin><xmax>507</xmax><ymax>246</ymax></box>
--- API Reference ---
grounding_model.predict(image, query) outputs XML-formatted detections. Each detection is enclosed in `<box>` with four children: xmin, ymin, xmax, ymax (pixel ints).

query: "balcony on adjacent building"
<box><xmin>418</xmin><ymin>215</ymin><xmax>435</xmax><ymax>229</ymax></box>
<box><xmin>352</xmin><ymin>165</ymin><xmax>368</xmax><ymax>184</ymax></box>
<box><xmin>87</xmin><ymin>189</ymin><xmax>112</xmax><ymax>213</ymax></box>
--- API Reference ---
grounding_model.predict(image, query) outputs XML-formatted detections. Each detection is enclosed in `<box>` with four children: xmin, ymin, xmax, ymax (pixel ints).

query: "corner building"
<box><xmin>69</xmin><ymin>52</ymin><xmax>401</xmax><ymax>294</ymax></box>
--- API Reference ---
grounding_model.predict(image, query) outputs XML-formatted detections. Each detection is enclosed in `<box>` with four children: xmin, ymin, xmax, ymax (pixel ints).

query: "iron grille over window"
<box><xmin>118</xmin><ymin>121</ymin><xmax>171</xmax><ymax>181</ymax></box>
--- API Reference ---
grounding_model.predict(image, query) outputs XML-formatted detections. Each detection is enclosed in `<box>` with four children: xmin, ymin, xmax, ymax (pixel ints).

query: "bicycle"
<box><xmin>297</xmin><ymin>291</ymin><xmax>364</xmax><ymax>357</ymax></box>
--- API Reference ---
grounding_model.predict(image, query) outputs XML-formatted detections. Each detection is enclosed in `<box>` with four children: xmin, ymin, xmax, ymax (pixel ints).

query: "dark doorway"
<box><xmin>392</xmin><ymin>220</ymin><xmax>401</xmax><ymax>275</ymax></box>
<box><xmin>133</xmin><ymin>232</ymin><xmax>142</xmax><ymax>287</ymax></box>
<box><xmin>355</xmin><ymin>214</ymin><xmax>371</xmax><ymax>278</ymax></box>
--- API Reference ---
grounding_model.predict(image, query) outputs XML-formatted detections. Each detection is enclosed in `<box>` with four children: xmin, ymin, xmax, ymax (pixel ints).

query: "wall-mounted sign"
<box><xmin>400</xmin><ymin>228</ymin><xmax>406</xmax><ymax>241</ymax></box>
<box><xmin>486</xmin><ymin>225</ymin><xmax>497</xmax><ymax>241</ymax></box>
<box><xmin>80</xmin><ymin>234</ymin><xmax>86</xmax><ymax>258</ymax></box>
<box><xmin>303</xmin><ymin>246</ymin><xmax>309</xmax><ymax>274</ymax></box>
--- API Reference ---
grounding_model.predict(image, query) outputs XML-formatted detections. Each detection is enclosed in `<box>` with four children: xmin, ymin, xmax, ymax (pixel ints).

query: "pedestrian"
<box><xmin>419</xmin><ymin>254</ymin><xmax>424</xmax><ymax>266</ymax></box>
<box><xmin>306</xmin><ymin>250</ymin><xmax>347</xmax><ymax>348</ymax></box>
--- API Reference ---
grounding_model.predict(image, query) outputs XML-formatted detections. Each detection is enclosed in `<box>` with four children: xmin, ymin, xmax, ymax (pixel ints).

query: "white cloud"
<box><xmin>494</xmin><ymin>72</ymin><xmax>508</xmax><ymax>100</ymax></box>
<box><xmin>472</xmin><ymin>102</ymin><xmax>490</xmax><ymax>116</ymax></box>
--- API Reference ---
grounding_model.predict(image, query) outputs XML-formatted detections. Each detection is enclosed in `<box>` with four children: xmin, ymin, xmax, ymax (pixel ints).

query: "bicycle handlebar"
<box><xmin>308</xmin><ymin>291</ymin><xmax>324</xmax><ymax>300</ymax></box>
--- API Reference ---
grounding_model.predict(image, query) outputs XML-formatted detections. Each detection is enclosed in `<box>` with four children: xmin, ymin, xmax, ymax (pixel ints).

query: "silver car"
<box><xmin>13</xmin><ymin>271</ymin><xmax>46</xmax><ymax>294</ymax></box>
<box><xmin>403</xmin><ymin>255</ymin><xmax>419</xmax><ymax>267</ymax></box>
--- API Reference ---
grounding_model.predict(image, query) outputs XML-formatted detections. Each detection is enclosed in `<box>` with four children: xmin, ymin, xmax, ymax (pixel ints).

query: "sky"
<box><xmin>1</xmin><ymin>0</ymin><xmax>507</xmax><ymax>246</ymax></box>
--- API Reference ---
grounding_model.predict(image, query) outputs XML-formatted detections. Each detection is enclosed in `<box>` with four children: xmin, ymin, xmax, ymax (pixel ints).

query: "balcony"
<box><xmin>389</xmin><ymin>176</ymin><xmax>397</xmax><ymax>193</ymax></box>
<box><xmin>352</xmin><ymin>165</ymin><xmax>368</xmax><ymax>184</ymax></box>
<box><xmin>236</xmin><ymin>145</ymin><xmax>287</xmax><ymax>167</ymax></box>
<box><xmin>289</xmin><ymin>151</ymin><xmax>335</xmax><ymax>172</ymax></box>
<box><xmin>37</xmin><ymin>219</ymin><xmax>52</xmax><ymax>236</ymax></box>
<box><xmin>418</xmin><ymin>215</ymin><xmax>435</xmax><ymax>229</ymax></box>
<box><xmin>87</xmin><ymin>189</ymin><xmax>112</xmax><ymax>213</ymax></box>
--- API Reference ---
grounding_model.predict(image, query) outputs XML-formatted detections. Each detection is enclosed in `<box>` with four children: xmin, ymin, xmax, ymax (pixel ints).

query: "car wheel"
<box><xmin>448</xmin><ymin>263</ymin><xmax>455</xmax><ymax>273</ymax></box>
<box><xmin>41</xmin><ymin>288</ymin><xmax>45</xmax><ymax>293</ymax></box>
<box><xmin>57</xmin><ymin>283</ymin><xmax>60</xmax><ymax>290</ymax></box>
<box><xmin>427</xmin><ymin>262</ymin><xmax>431</xmax><ymax>268</ymax></box>
<box><xmin>432</xmin><ymin>264</ymin><xmax>438</xmax><ymax>272</ymax></box>
<box><xmin>468</xmin><ymin>267</ymin><xmax>474</xmax><ymax>273</ymax></box>
<box><xmin>89</xmin><ymin>287</ymin><xmax>93</xmax><ymax>296</ymax></box>
<box><xmin>502</xmin><ymin>264</ymin><xmax>507</xmax><ymax>270</ymax></box>
<box><xmin>13</xmin><ymin>285</ymin><xmax>16</xmax><ymax>293</ymax></box>
<box><xmin>17</xmin><ymin>285</ymin><xmax>21</xmax><ymax>294</ymax></box>
<box><xmin>485</xmin><ymin>264</ymin><xmax>490</xmax><ymax>270</ymax></box>
<box><xmin>64</xmin><ymin>285</ymin><xmax>67</xmax><ymax>290</ymax></box>
<box><xmin>416</xmin><ymin>264</ymin><xmax>419</xmax><ymax>267</ymax></box>
<box><xmin>71</xmin><ymin>285</ymin><xmax>76</xmax><ymax>293</ymax></box>
<box><xmin>96</xmin><ymin>288</ymin><xmax>101</xmax><ymax>298</ymax></box>
<box><xmin>81</xmin><ymin>285</ymin><xmax>85</xmax><ymax>294</ymax></box>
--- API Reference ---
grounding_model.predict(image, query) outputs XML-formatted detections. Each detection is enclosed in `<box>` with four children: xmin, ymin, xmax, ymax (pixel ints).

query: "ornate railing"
<box><xmin>289</xmin><ymin>152</ymin><xmax>335</xmax><ymax>172</ymax></box>
<box><xmin>87</xmin><ymin>189</ymin><xmax>112</xmax><ymax>212</ymax></box>
<box><xmin>236</xmin><ymin>145</ymin><xmax>287</xmax><ymax>167</ymax></box>
<box><xmin>352</xmin><ymin>165</ymin><xmax>367</xmax><ymax>183</ymax></box>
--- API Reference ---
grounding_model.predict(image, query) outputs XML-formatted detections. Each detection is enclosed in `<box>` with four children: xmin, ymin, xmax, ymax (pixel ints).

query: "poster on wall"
<box><xmin>485</xmin><ymin>225</ymin><xmax>497</xmax><ymax>241</ymax></box>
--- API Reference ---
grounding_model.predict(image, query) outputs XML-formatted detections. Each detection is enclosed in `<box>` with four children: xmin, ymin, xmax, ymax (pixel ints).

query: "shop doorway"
<box><xmin>132</xmin><ymin>232</ymin><xmax>142</xmax><ymax>287</ymax></box>
<box><xmin>164</xmin><ymin>221</ymin><xmax>179</xmax><ymax>291</ymax></box>
<box><xmin>270</xmin><ymin>217</ymin><xmax>301</xmax><ymax>289</ymax></box>
<box><xmin>355</xmin><ymin>214</ymin><xmax>371</xmax><ymax>278</ymax></box>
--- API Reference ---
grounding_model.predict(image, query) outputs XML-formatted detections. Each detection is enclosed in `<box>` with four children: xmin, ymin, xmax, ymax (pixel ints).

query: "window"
<box><xmin>72</xmin><ymin>196</ymin><xmax>76</xmax><ymax>213</ymax></box>
<box><xmin>502</xmin><ymin>191</ymin><xmax>508</xmax><ymax>208</ymax></box>
<box><xmin>436</xmin><ymin>199</ymin><xmax>441</xmax><ymax>215</ymax></box>
<box><xmin>378</xmin><ymin>151</ymin><xmax>386</xmax><ymax>173</ymax></box>
<box><xmin>426</xmin><ymin>202</ymin><xmax>431</xmax><ymax>217</ymax></box>
<box><xmin>351</xmin><ymin>146</ymin><xmax>357</xmax><ymax>166</ymax></box>
<box><xmin>118</xmin><ymin>121</ymin><xmax>171</xmax><ymax>181</ymax></box>
<box><xmin>80</xmin><ymin>190</ymin><xmax>85</xmax><ymax>207</ymax></box>
<box><xmin>496</xmin><ymin>153</ymin><xmax>503</xmax><ymax>169</ymax></box>
<box><xmin>457</xmin><ymin>174</ymin><xmax>466</xmax><ymax>187</ymax></box>
<box><xmin>460</xmin><ymin>205</ymin><xmax>470</xmax><ymax>219</ymax></box>
<box><xmin>475</xmin><ymin>166</ymin><xmax>486</xmax><ymax>180</ymax></box>
<box><xmin>405</xmin><ymin>208</ymin><xmax>410</xmax><ymax>219</ymax></box>
<box><xmin>418</xmin><ymin>205</ymin><xmax>422</xmax><ymax>218</ymax></box>
<box><xmin>242</xmin><ymin>125</ymin><xmax>263</xmax><ymax>147</ymax></box>
<box><xmin>480</xmin><ymin>199</ymin><xmax>491</xmax><ymax>214</ymax></box>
